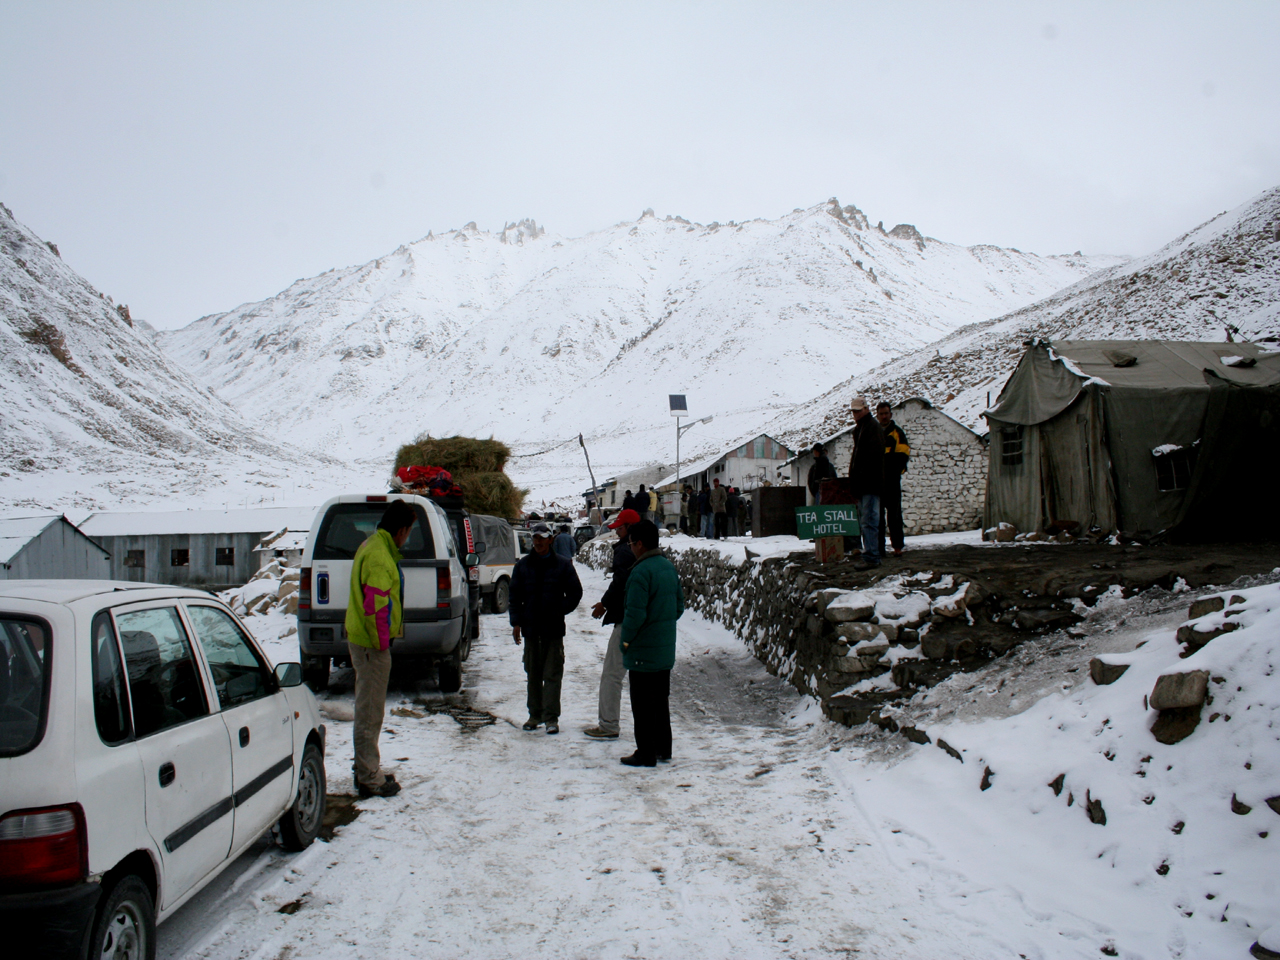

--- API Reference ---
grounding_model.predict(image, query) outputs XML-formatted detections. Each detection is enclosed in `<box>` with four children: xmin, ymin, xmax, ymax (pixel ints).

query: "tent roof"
<box><xmin>986</xmin><ymin>340</ymin><xmax>1280</xmax><ymax>426</ymax></box>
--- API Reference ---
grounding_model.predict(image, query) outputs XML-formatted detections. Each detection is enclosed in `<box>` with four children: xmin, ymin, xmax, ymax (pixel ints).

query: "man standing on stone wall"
<box><xmin>709</xmin><ymin>477</ymin><xmax>729</xmax><ymax>539</ymax></box>
<box><xmin>807</xmin><ymin>442</ymin><xmax>838</xmax><ymax>503</ymax></box>
<box><xmin>848</xmin><ymin>396</ymin><xmax>884</xmax><ymax>570</ymax></box>
<box><xmin>877</xmin><ymin>401</ymin><xmax>911</xmax><ymax>558</ymax></box>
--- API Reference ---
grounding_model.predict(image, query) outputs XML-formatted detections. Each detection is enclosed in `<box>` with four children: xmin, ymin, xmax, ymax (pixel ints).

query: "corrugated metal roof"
<box><xmin>80</xmin><ymin>506</ymin><xmax>320</xmax><ymax>538</ymax></box>
<box><xmin>0</xmin><ymin>515</ymin><xmax>61</xmax><ymax>565</ymax></box>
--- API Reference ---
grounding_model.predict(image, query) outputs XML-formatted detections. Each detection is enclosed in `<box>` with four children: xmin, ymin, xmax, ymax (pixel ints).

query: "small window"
<box><xmin>91</xmin><ymin>612</ymin><xmax>130</xmax><ymax>745</ymax></box>
<box><xmin>116</xmin><ymin>607</ymin><xmax>208</xmax><ymax>737</ymax></box>
<box><xmin>185</xmin><ymin>605</ymin><xmax>272</xmax><ymax>709</ymax></box>
<box><xmin>124</xmin><ymin>550</ymin><xmax>145</xmax><ymax>569</ymax></box>
<box><xmin>171</xmin><ymin>548</ymin><xmax>190</xmax><ymax>567</ymax></box>
<box><xmin>215</xmin><ymin>547</ymin><xmax>235</xmax><ymax>566</ymax></box>
<box><xmin>1154</xmin><ymin>448</ymin><xmax>1196</xmax><ymax>492</ymax></box>
<box><xmin>0</xmin><ymin>616</ymin><xmax>52</xmax><ymax>756</ymax></box>
<box><xmin>1001</xmin><ymin>426</ymin><xmax>1024</xmax><ymax>467</ymax></box>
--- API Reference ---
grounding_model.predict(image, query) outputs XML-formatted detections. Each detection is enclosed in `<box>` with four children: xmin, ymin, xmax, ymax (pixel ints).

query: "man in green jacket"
<box><xmin>619</xmin><ymin>519</ymin><xmax>685</xmax><ymax>767</ymax></box>
<box><xmin>344</xmin><ymin>499</ymin><xmax>415</xmax><ymax>798</ymax></box>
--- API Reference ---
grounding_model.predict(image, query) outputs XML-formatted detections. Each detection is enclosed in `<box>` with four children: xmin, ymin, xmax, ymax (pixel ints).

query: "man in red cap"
<box><xmin>584</xmin><ymin>507</ymin><xmax>640</xmax><ymax>739</ymax></box>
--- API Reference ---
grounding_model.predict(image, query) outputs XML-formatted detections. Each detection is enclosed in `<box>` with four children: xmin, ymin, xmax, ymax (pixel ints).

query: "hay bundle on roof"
<box><xmin>393</xmin><ymin>435</ymin><xmax>526</xmax><ymax>519</ymax></box>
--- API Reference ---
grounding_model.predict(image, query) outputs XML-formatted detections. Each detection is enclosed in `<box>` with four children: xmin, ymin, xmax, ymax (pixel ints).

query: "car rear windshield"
<box><xmin>312</xmin><ymin>503</ymin><xmax>436</xmax><ymax>561</ymax></box>
<box><xmin>0</xmin><ymin>616</ymin><xmax>52</xmax><ymax>757</ymax></box>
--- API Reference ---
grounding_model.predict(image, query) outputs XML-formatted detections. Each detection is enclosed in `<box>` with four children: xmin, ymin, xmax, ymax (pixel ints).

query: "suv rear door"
<box><xmin>112</xmin><ymin>602</ymin><xmax>233</xmax><ymax>908</ymax></box>
<box><xmin>310</xmin><ymin>499</ymin><xmax>440</xmax><ymax>637</ymax></box>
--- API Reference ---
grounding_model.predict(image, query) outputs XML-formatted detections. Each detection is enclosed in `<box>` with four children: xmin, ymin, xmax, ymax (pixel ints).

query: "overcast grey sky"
<box><xmin>2</xmin><ymin>1</ymin><xmax>1278</xmax><ymax>329</ymax></box>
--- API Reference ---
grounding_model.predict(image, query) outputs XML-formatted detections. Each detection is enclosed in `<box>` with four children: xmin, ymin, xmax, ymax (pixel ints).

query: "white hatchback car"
<box><xmin>0</xmin><ymin>580</ymin><xmax>327</xmax><ymax>960</ymax></box>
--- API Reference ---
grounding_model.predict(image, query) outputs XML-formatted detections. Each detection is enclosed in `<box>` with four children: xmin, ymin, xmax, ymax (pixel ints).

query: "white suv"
<box><xmin>298</xmin><ymin>494</ymin><xmax>473</xmax><ymax>693</ymax></box>
<box><xmin>0</xmin><ymin>580</ymin><xmax>326</xmax><ymax>960</ymax></box>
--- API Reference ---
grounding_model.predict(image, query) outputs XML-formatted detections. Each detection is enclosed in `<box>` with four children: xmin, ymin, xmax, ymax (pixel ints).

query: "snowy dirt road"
<box><xmin>160</xmin><ymin>563</ymin><xmax>955</xmax><ymax>960</ymax></box>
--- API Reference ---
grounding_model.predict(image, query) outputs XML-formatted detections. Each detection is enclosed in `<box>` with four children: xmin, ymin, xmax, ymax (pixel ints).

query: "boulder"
<box><xmin>824</xmin><ymin>592</ymin><xmax>876</xmax><ymax>622</ymax></box>
<box><xmin>1232</xmin><ymin>794</ymin><xmax>1253</xmax><ymax>816</ymax></box>
<box><xmin>1150</xmin><ymin>670</ymin><xmax>1210</xmax><ymax>710</ymax></box>
<box><xmin>994</xmin><ymin>523</ymin><xmax>1016</xmax><ymax>542</ymax></box>
<box><xmin>1085</xmin><ymin>790</ymin><xmax>1107</xmax><ymax>825</ymax></box>
<box><xmin>921</xmin><ymin>633</ymin><xmax>948</xmax><ymax>660</ymax></box>
<box><xmin>836</xmin><ymin>622</ymin><xmax>892</xmax><ymax>644</ymax></box>
<box><xmin>1187</xmin><ymin>596</ymin><xmax>1225</xmax><ymax>620</ymax></box>
<box><xmin>1151</xmin><ymin>705</ymin><xmax>1203</xmax><ymax>745</ymax></box>
<box><xmin>1266</xmin><ymin>796</ymin><xmax>1280</xmax><ymax>816</ymax></box>
<box><xmin>1089</xmin><ymin>658</ymin><xmax>1130</xmax><ymax>685</ymax></box>
<box><xmin>1176</xmin><ymin>620</ymin><xmax>1238</xmax><ymax>656</ymax></box>
<box><xmin>851</xmin><ymin>641</ymin><xmax>890</xmax><ymax>659</ymax></box>
<box><xmin>815</xmin><ymin>588</ymin><xmax>845</xmax><ymax>617</ymax></box>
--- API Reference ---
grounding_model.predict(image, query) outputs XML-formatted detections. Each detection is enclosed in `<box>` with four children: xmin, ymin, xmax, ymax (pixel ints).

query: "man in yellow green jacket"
<box><xmin>345</xmin><ymin>499</ymin><xmax>415</xmax><ymax>798</ymax></box>
<box><xmin>619</xmin><ymin>519</ymin><xmax>685</xmax><ymax>767</ymax></box>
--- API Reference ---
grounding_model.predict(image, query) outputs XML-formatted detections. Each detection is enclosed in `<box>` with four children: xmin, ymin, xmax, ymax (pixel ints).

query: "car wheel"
<box><xmin>278</xmin><ymin>742</ymin><xmax>326</xmax><ymax>851</ymax></box>
<box><xmin>438</xmin><ymin>643</ymin><xmax>463</xmax><ymax>693</ymax></box>
<box><xmin>89</xmin><ymin>874</ymin><xmax>155</xmax><ymax>960</ymax></box>
<box><xmin>302</xmin><ymin>656</ymin><xmax>329</xmax><ymax>693</ymax></box>
<box><xmin>493</xmin><ymin>578</ymin><xmax>510</xmax><ymax>614</ymax></box>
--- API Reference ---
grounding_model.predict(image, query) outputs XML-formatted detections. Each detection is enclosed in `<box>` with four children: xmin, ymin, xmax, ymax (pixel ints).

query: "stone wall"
<box><xmin>790</xmin><ymin>399</ymin><xmax>987</xmax><ymax>536</ymax></box>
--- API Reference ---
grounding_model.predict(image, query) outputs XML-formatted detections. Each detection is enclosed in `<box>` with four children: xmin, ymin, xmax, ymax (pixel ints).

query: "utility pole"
<box><xmin>578</xmin><ymin>434</ymin><xmax>597</xmax><ymax>508</ymax></box>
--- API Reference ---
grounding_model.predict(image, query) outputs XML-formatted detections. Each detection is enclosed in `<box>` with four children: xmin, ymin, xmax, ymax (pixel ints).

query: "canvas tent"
<box><xmin>983</xmin><ymin>339</ymin><xmax>1280</xmax><ymax>541</ymax></box>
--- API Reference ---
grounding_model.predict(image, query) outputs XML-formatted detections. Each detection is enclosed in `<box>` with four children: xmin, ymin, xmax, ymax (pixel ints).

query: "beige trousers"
<box><xmin>348</xmin><ymin>641</ymin><xmax>392</xmax><ymax>787</ymax></box>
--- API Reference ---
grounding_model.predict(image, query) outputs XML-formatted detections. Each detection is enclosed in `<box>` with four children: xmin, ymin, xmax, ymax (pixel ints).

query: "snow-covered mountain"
<box><xmin>0</xmin><ymin>203</ymin><xmax>368</xmax><ymax>512</ymax></box>
<box><xmin>161</xmin><ymin>200</ymin><xmax>1123</xmax><ymax>492</ymax></box>
<box><xmin>768</xmin><ymin>184</ymin><xmax>1280</xmax><ymax>447</ymax></box>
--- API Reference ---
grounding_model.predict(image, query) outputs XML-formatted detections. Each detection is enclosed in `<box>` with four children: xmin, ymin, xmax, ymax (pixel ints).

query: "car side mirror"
<box><xmin>474</xmin><ymin>541</ymin><xmax>486</xmax><ymax>554</ymax></box>
<box><xmin>465</xmin><ymin>553</ymin><xmax>479</xmax><ymax>566</ymax></box>
<box><xmin>274</xmin><ymin>662</ymin><xmax>303</xmax><ymax>688</ymax></box>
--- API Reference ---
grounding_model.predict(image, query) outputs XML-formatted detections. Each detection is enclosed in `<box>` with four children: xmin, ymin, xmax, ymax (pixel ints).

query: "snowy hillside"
<box><xmin>0</xmin><ymin>203</ymin><xmax>370</xmax><ymax>512</ymax></box>
<box><xmin>769</xmin><ymin>185</ymin><xmax>1280</xmax><ymax>446</ymax></box>
<box><xmin>161</xmin><ymin>200</ymin><xmax>1121</xmax><ymax>494</ymax></box>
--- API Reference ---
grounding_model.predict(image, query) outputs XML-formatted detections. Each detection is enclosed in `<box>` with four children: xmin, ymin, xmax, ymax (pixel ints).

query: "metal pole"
<box><xmin>675</xmin><ymin>416</ymin><xmax>681</xmax><ymax>502</ymax></box>
<box><xmin>578</xmin><ymin>434</ymin><xmax>597</xmax><ymax>509</ymax></box>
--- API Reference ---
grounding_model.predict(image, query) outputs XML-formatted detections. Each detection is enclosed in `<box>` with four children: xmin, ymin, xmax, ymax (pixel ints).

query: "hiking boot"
<box><xmin>522</xmin><ymin>718</ymin><xmax>541</xmax><ymax>731</ymax></box>
<box><xmin>584</xmin><ymin>726</ymin><xmax>619</xmax><ymax>740</ymax></box>
<box><xmin>545</xmin><ymin>721</ymin><xmax>559</xmax><ymax>735</ymax></box>
<box><xmin>357</xmin><ymin>778</ymin><xmax>402</xmax><ymax>799</ymax></box>
<box><xmin>620</xmin><ymin>752</ymin><xmax>657</xmax><ymax>767</ymax></box>
<box><xmin>657</xmin><ymin>754</ymin><xmax>671</xmax><ymax>763</ymax></box>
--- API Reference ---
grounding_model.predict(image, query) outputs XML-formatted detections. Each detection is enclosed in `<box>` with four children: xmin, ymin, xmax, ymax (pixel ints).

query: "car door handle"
<box><xmin>239</xmin><ymin>726</ymin><xmax>250</xmax><ymax>747</ymax></box>
<box><xmin>158</xmin><ymin>762</ymin><xmax>176</xmax><ymax>787</ymax></box>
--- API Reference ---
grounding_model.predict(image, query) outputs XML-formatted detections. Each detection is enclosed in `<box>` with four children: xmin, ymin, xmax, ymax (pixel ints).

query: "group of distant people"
<box><xmin>343</xmin><ymin>502</ymin><xmax>687</xmax><ymax>795</ymax></box>
<box><xmin>676</xmin><ymin>479</ymin><xmax>749</xmax><ymax>539</ymax></box>
<box><xmin>806</xmin><ymin>398</ymin><xmax>911</xmax><ymax>571</ymax></box>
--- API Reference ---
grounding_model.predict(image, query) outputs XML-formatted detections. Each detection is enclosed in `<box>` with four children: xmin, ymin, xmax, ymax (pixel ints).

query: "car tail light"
<box><xmin>468</xmin><ymin>566</ymin><xmax>480</xmax><ymax>582</ymax></box>
<box><xmin>299</xmin><ymin>567</ymin><xmax>312</xmax><ymax>610</ymax></box>
<box><xmin>0</xmin><ymin>805</ymin><xmax>87</xmax><ymax>891</ymax></box>
<box><xmin>366</xmin><ymin>495</ymin><xmax>388</xmax><ymax>502</ymax></box>
<box><xmin>462</xmin><ymin>517</ymin><xmax>475</xmax><ymax>554</ymax></box>
<box><xmin>437</xmin><ymin>567</ymin><xmax>451</xmax><ymax>608</ymax></box>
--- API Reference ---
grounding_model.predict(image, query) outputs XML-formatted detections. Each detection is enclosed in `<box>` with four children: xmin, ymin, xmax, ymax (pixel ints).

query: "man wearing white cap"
<box><xmin>847</xmin><ymin>396</ymin><xmax>884</xmax><ymax>569</ymax></box>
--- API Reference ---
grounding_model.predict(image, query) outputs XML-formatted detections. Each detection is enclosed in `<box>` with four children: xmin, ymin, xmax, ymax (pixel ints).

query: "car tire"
<box><xmin>89</xmin><ymin>873</ymin><xmax>155</xmax><ymax>960</ymax></box>
<box><xmin>438</xmin><ymin>644</ymin><xmax>463</xmax><ymax>693</ymax></box>
<box><xmin>302</xmin><ymin>657</ymin><xmax>330</xmax><ymax>693</ymax></box>
<box><xmin>278</xmin><ymin>742</ymin><xmax>326</xmax><ymax>851</ymax></box>
<box><xmin>492</xmin><ymin>578</ymin><xmax>510</xmax><ymax>614</ymax></box>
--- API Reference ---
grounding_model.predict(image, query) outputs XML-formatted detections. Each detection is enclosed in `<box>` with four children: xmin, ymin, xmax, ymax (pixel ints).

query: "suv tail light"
<box><xmin>437</xmin><ymin>567</ymin><xmax>451</xmax><ymax>609</ymax></box>
<box><xmin>462</xmin><ymin>517</ymin><xmax>475</xmax><ymax>555</ymax></box>
<box><xmin>468</xmin><ymin>566</ymin><xmax>480</xmax><ymax>583</ymax></box>
<box><xmin>0</xmin><ymin>805</ymin><xmax>87</xmax><ymax>891</ymax></box>
<box><xmin>366</xmin><ymin>495</ymin><xmax>388</xmax><ymax>502</ymax></box>
<box><xmin>299</xmin><ymin>567</ymin><xmax>312</xmax><ymax>610</ymax></box>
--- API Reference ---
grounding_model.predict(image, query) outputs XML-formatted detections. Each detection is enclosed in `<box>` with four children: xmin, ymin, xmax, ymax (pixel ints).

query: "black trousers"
<box><xmin>880</xmin><ymin>483</ymin><xmax>905</xmax><ymax>554</ymax></box>
<box><xmin>628</xmin><ymin>669</ymin><xmax>671</xmax><ymax>761</ymax></box>
<box><xmin>714</xmin><ymin>512</ymin><xmax>728</xmax><ymax>539</ymax></box>
<box><xmin>523</xmin><ymin>633</ymin><xmax>564</xmax><ymax>722</ymax></box>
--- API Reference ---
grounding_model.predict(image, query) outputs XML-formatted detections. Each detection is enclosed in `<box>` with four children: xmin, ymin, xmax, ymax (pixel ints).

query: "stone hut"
<box><xmin>789</xmin><ymin>398</ymin><xmax>987</xmax><ymax>536</ymax></box>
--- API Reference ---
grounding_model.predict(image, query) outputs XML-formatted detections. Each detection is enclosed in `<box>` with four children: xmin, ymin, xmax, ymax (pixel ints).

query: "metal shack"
<box><xmin>983</xmin><ymin>339</ymin><xmax>1280</xmax><ymax>540</ymax></box>
<box><xmin>0</xmin><ymin>515</ymin><xmax>111</xmax><ymax>580</ymax></box>
<box><xmin>79</xmin><ymin>506</ymin><xmax>318</xmax><ymax>589</ymax></box>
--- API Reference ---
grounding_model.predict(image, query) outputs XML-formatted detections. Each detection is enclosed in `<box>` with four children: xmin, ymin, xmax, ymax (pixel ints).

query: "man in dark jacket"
<box><xmin>510</xmin><ymin>522</ymin><xmax>583</xmax><ymax>734</ymax></box>
<box><xmin>619</xmin><ymin>520</ymin><xmax>684</xmax><ymax>767</ymax></box>
<box><xmin>877</xmin><ymin>402</ymin><xmax>911</xmax><ymax>558</ymax></box>
<box><xmin>552</xmin><ymin>523</ymin><xmax>577</xmax><ymax>560</ymax></box>
<box><xmin>806</xmin><ymin>442</ymin><xmax>838</xmax><ymax>503</ymax></box>
<box><xmin>725</xmin><ymin>487</ymin><xmax>742</xmax><ymax>537</ymax></box>
<box><xmin>585</xmin><ymin>507</ymin><xmax>640</xmax><ymax>739</ymax></box>
<box><xmin>848</xmin><ymin>396</ymin><xmax>885</xmax><ymax>569</ymax></box>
